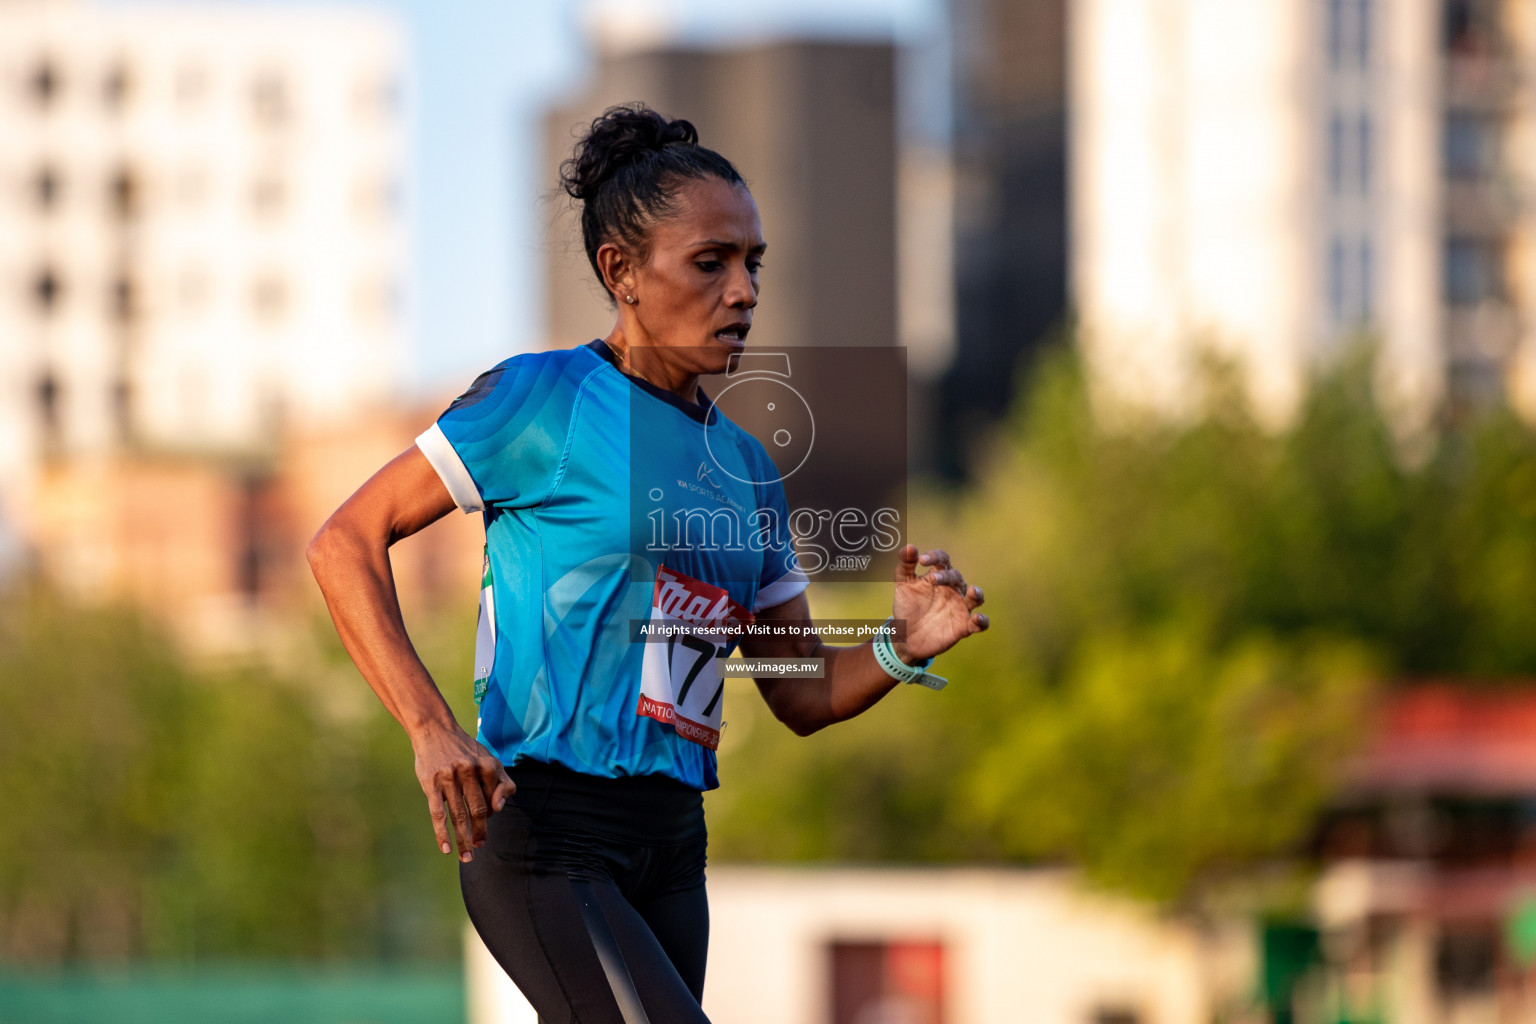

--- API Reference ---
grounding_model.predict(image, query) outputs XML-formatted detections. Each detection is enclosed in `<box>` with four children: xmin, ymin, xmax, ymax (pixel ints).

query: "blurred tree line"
<box><xmin>0</xmin><ymin>594</ymin><xmax>475</xmax><ymax>965</ymax></box>
<box><xmin>7</xmin><ymin>342</ymin><xmax>1536</xmax><ymax>965</ymax></box>
<box><xmin>708</xmin><ymin>346</ymin><xmax>1536</xmax><ymax>901</ymax></box>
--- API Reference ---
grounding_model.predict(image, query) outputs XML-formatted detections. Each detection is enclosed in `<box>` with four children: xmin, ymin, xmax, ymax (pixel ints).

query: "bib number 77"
<box><xmin>636</xmin><ymin>565</ymin><xmax>754</xmax><ymax>750</ymax></box>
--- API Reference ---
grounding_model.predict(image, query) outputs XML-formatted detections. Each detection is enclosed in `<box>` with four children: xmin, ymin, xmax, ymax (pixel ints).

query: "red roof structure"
<box><xmin>1344</xmin><ymin>683</ymin><xmax>1536</xmax><ymax>796</ymax></box>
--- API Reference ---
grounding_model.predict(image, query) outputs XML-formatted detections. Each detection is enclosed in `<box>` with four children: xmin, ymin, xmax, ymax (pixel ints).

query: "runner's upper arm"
<box><xmin>311</xmin><ymin>444</ymin><xmax>459</xmax><ymax>554</ymax></box>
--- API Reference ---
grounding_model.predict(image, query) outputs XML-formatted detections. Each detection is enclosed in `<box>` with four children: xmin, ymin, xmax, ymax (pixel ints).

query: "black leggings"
<box><xmin>460</xmin><ymin>760</ymin><xmax>712</xmax><ymax>1024</ymax></box>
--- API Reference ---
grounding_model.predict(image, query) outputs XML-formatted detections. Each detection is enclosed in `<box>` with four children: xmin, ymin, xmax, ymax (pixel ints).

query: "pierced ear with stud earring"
<box><xmin>624</xmin><ymin>295</ymin><xmax>637</xmax><ymax>305</ymax></box>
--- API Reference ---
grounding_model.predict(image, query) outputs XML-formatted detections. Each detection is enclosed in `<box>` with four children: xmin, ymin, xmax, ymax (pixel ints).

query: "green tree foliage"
<box><xmin>0</xmin><ymin>592</ymin><xmax>478</xmax><ymax>965</ymax></box>
<box><xmin>962</xmin><ymin>624</ymin><xmax>1373</xmax><ymax>899</ymax></box>
<box><xmin>0</xmin><ymin>593</ymin><xmax>189</xmax><ymax>963</ymax></box>
<box><xmin>709</xmin><ymin>345</ymin><xmax>1536</xmax><ymax>901</ymax></box>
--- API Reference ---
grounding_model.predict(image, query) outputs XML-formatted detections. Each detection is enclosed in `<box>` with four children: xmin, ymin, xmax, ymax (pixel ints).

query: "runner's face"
<box><xmin>630</xmin><ymin>177</ymin><xmax>764</xmax><ymax>375</ymax></box>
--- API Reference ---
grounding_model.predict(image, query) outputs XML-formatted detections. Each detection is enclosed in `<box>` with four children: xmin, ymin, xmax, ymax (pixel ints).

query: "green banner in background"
<box><xmin>0</xmin><ymin>967</ymin><xmax>464</xmax><ymax>1024</ymax></box>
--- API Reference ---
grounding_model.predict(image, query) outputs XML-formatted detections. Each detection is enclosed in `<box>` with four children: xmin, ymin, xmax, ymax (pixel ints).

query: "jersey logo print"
<box><xmin>446</xmin><ymin>367</ymin><xmax>505</xmax><ymax>413</ymax></box>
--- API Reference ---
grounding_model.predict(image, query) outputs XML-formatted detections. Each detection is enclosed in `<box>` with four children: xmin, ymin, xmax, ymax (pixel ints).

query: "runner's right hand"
<box><xmin>410</xmin><ymin>722</ymin><xmax>516</xmax><ymax>863</ymax></box>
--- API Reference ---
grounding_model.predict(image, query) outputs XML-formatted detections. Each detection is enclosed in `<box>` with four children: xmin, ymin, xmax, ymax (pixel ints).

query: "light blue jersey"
<box><xmin>416</xmin><ymin>340</ymin><xmax>808</xmax><ymax>791</ymax></box>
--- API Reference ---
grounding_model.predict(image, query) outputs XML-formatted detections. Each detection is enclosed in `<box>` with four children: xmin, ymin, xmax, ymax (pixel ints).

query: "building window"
<box><xmin>1328</xmin><ymin>111</ymin><xmax>1373</xmax><ymax>196</ymax></box>
<box><xmin>36</xmin><ymin>372</ymin><xmax>60</xmax><ymax>447</ymax></box>
<box><xmin>1327</xmin><ymin>0</ymin><xmax>1346</xmax><ymax>68</ymax></box>
<box><xmin>236</xmin><ymin>475</ymin><xmax>266</xmax><ymax>601</ymax></box>
<box><xmin>1091</xmin><ymin>1009</ymin><xmax>1144</xmax><ymax>1024</ymax></box>
<box><xmin>1445</xmin><ymin>0</ymin><xmax>1483</xmax><ymax>56</ymax></box>
<box><xmin>32</xmin><ymin>266</ymin><xmax>62</xmax><ymax>315</ymax></box>
<box><xmin>1436</xmin><ymin>926</ymin><xmax>1498</xmax><ymax>994</ymax></box>
<box><xmin>1327</xmin><ymin>0</ymin><xmax>1372</xmax><ymax>70</ymax></box>
<box><xmin>111</xmin><ymin>276</ymin><xmax>136</xmax><ymax>323</ymax></box>
<box><xmin>30</xmin><ymin>58</ymin><xmax>59</xmax><ymax>108</ymax></box>
<box><xmin>33</xmin><ymin>165</ymin><xmax>61</xmax><ymax>211</ymax></box>
<box><xmin>1444</xmin><ymin>112</ymin><xmax>1499</xmax><ymax>179</ymax></box>
<box><xmin>251</xmin><ymin>73</ymin><xmax>289</xmax><ymax>126</ymax></box>
<box><xmin>1328</xmin><ymin>112</ymin><xmax>1345</xmax><ymax>194</ymax></box>
<box><xmin>1356</xmin><ymin>0</ymin><xmax>1372</xmax><ymax>67</ymax></box>
<box><xmin>108</xmin><ymin>166</ymin><xmax>141</xmax><ymax>220</ymax></box>
<box><xmin>112</xmin><ymin>379</ymin><xmax>132</xmax><ymax>440</ymax></box>
<box><xmin>102</xmin><ymin>61</ymin><xmax>130</xmax><ymax>110</ymax></box>
<box><xmin>1329</xmin><ymin>238</ymin><xmax>1347</xmax><ymax>321</ymax></box>
<box><xmin>352</xmin><ymin>175</ymin><xmax>398</xmax><ymax>223</ymax></box>
<box><xmin>829</xmin><ymin>940</ymin><xmax>945</xmax><ymax>1024</ymax></box>
<box><xmin>1445</xmin><ymin>238</ymin><xmax>1504</xmax><ymax>304</ymax></box>
<box><xmin>353</xmin><ymin>73</ymin><xmax>399</xmax><ymax>121</ymax></box>
<box><xmin>1330</xmin><ymin>236</ymin><xmax>1376</xmax><ymax>324</ymax></box>
<box><xmin>1357</xmin><ymin>113</ymin><xmax>1372</xmax><ymax>193</ymax></box>
<box><xmin>250</xmin><ymin>173</ymin><xmax>287</xmax><ymax>219</ymax></box>
<box><xmin>1360</xmin><ymin>239</ymin><xmax>1374</xmax><ymax>321</ymax></box>
<box><xmin>251</xmin><ymin>274</ymin><xmax>289</xmax><ymax>323</ymax></box>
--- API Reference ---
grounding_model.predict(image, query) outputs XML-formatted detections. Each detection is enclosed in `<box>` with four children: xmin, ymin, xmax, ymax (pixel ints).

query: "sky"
<box><xmin>102</xmin><ymin>0</ymin><xmax>945</xmax><ymax>393</ymax></box>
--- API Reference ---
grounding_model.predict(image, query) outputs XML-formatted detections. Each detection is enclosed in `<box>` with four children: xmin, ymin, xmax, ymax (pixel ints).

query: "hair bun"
<box><xmin>555</xmin><ymin>101</ymin><xmax>744</xmax><ymax>299</ymax></box>
<box><xmin>560</xmin><ymin>103</ymin><xmax>700</xmax><ymax>201</ymax></box>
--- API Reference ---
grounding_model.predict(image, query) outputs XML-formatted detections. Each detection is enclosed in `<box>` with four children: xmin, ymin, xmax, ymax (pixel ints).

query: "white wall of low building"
<box><xmin>467</xmin><ymin>866</ymin><xmax>1245</xmax><ymax>1024</ymax></box>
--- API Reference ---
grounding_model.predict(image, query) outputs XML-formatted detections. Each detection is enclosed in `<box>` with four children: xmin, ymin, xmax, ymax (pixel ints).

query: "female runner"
<box><xmin>308</xmin><ymin>104</ymin><xmax>988</xmax><ymax>1023</ymax></box>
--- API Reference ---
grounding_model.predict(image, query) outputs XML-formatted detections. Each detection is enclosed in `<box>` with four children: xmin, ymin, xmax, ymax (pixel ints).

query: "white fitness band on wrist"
<box><xmin>873</xmin><ymin>617</ymin><xmax>948</xmax><ymax>691</ymax></box>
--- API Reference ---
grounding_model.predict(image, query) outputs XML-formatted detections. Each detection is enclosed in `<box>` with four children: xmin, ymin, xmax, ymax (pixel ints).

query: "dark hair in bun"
<box><xmin>559</xmin><ymin>103</ymin><xmax>745</xmax><ymax>298</ymax></box>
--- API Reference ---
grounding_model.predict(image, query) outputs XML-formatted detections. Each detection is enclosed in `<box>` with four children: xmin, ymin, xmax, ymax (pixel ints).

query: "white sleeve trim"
<box><xmin>415</xmin><ymin>422</ymin><xmax>484</xmax><ymax>513</ymax></box>
<box><xmin>754</xmin><ymin>567</ymin><xmax>811</xmax><ymax>613</ymax></box>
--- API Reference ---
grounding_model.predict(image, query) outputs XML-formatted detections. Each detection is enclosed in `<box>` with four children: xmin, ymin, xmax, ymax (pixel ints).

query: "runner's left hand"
<box><xmin>891</xmin><ymin>544</ymin><xmax>988</xmax><ymax>664</ymax></box>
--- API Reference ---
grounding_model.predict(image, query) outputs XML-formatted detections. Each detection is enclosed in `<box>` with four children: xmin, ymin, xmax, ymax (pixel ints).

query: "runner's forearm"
<box><xmin>820</xmin><ymin>639</ymin><xmax>905</xmax><ymax>725</ymax></box>
<box><xmin>307</xmin><ymin>518</ymin><xmax>458</xmax><ymax>738</ymax></box>
<box><xmin>755</xmin><ymin>639</ymin><xmax>901</xmax><ymax>735</ymax></box>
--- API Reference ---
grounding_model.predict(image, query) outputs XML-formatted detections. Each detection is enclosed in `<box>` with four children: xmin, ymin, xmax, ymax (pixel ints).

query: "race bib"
<box><xmin>636</xmin><ymin>565</ymin><xmax>754</xmax><ymax>749</ymax></box>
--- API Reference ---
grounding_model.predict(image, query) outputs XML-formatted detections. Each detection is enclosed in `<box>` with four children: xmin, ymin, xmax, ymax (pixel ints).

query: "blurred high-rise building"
<box><xmin>939</xmin><ymin>0</ymin><xmax>1068</xmax><ymax>479</ymax></box>
<box><xmin>1073</xmin><ymin>0</ymin><xmax>1536</xmax><ymax>427</ymax></box>
<box><xmin>0</xmin><ymin>0</ymin><xmax>406</xmax><ymax>546</ymax></box>
<box><xmin>542</xmin><ymin>36</ymin><xmax>897</xmax><ymax>356</ymax></box>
